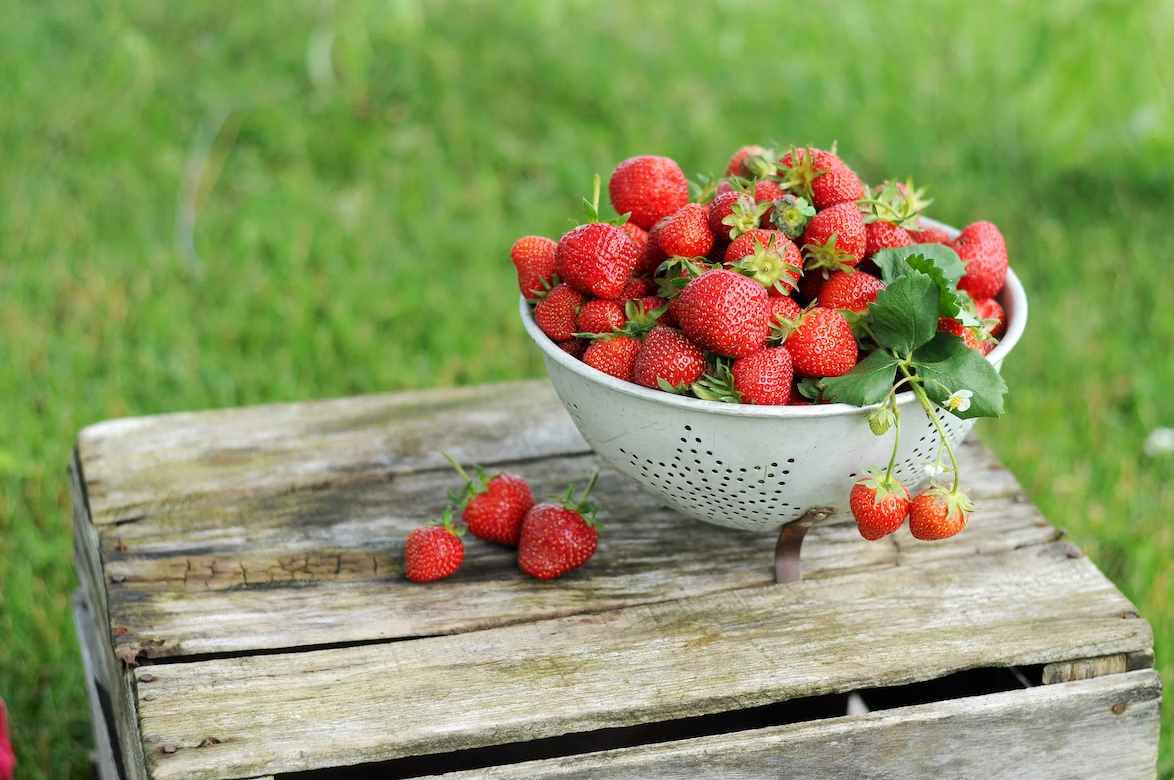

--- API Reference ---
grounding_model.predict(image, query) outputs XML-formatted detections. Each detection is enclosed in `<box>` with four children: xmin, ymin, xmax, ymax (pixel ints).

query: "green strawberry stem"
<box><xmin>884</xmin><ymin>397</ymin><xmax>902</xmax><ymax>483</ymax></box>
<box><xmin>443</xmin><ymin>452</ymin><xmax>473</xmax><ymax>484</ymax></box>
<box><xmin>901</xmin><ymin>364</ymin><xmax>961</xmax><ymax>493</ymax></box>
<box><xmin>590</xmin><ymin>173</ymin><xmax>601</xmax><ymax>220</ymax></box>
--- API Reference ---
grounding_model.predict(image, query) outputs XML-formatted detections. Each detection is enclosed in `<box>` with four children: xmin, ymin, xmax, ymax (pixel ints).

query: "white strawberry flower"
<box><xmin>922</xmin><ymin>462</ymin><xmax>946</xmax><ymax>478</ymax></box>
<box><xmin>945</xmin><ymin>389</ymin><xmax>973</xmax><ymax>413</ymax></box>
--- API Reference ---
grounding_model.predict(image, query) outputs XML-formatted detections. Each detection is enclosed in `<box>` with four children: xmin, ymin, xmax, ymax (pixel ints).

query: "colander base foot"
<box><xmin>774</xmin><ymin>524</ymin><xmax>807</xmax><ymax>583</ymax></box>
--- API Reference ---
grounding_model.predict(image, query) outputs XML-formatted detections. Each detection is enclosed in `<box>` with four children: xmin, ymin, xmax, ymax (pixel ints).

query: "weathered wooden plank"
<box><xmin>133</xmin><ymin>543</ymin><xmax>1151</xmax><ymax>780</ymax></box>
<box><xmin>437</xmin><ymin>671</ymin><xmax>1163</xmax><ymax>780</ymax></box>
<box><xmin>73</xmin><ymin>593</ymin><xmax>122</xmax><ymax>780</ymax></box>
<box><xmin>1041</xmin><ymin>650</ymin><xmax>1156</xmax><ymax>684</ymax></box>
<box><xmin>77</xmin><ymin>380</ymin><xmax>588</xmax><ymax>525</ymax></box>
<box><xmin>99</xmin><ymin>448</ymin><xmax>1052</xmax><ymax>661</ymax></box>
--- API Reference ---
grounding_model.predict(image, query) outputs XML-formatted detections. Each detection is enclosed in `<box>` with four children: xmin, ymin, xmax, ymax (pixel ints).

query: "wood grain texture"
<box><xmin>77</xmin><ymin>380</ymin><xmax>588</xmax><ymax>525</ymax></box>
<box><xmin>436</xmin><ymin>671</ymin><xmax>1163</xmax><ymax>780</ymax></box>
<box><xmin>132</xmin><ymin>543</ymin><xmax>1152</xmax><ymax>780</ymax></box>
<box><xmin>98</xmin><ymin>443</ymin><xmax>1054</xmax><ymax>661</ymax></box>
<box><xmin>73</xmin><ymin>594</ymin><xmax>122</xmax><ymax>780</ymax></box>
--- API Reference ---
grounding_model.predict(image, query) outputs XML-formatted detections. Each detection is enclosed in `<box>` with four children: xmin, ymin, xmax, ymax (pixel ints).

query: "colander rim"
<box><xmin>520</xmin><ymin>220</ymin><xmax>1027</xmax><ymax>419</ymax></box>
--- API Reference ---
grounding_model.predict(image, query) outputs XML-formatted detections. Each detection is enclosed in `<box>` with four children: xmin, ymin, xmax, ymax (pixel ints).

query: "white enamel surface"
<box><xmin>520</xmin><ymin>223</ymin><xmax>1027</xmax><ymax>532</ymax></box>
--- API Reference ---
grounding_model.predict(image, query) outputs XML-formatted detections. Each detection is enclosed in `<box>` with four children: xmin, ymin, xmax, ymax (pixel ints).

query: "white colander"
<box><xmin>520</xmin><ymin>225</ymin><xmax>1027</xmax><ymax>534</ymax></box>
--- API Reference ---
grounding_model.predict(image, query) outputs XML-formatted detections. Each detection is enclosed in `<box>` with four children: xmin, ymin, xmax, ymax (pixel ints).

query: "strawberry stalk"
<box><xmin>901</xmin><ymin>363</ymin><xmax>962</xmax><ymax>493</ymax></box>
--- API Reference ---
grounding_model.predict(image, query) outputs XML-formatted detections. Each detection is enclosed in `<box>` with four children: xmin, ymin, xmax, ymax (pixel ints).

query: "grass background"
<box><xmin>1</xmin><ymin>0</ymin><xmax>1170</xmax><ymax>775</ymax></box>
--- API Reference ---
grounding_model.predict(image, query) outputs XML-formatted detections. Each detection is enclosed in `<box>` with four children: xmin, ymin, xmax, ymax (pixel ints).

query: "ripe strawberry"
<box><xmin>818</xmin><ymin>270</ymin><xmax>885</xmax><ymax>313</ymax></box>
<box><xmin>609</xmin><ymin>155</ymin><xmax>690</xmax><ymax>230</ymax></box>
<box><xmin>446</xmin><ymin>456</ymin><xmax>534</xmax><ymax>547</ymax></box>
<box><xmin>556</xmin><ymin>221</ymin><xmax>641</xmax><ymax>299</ymax></box>
<box><xmin>950</xmin><ymin>221</ymin><xmax>1009</xmax><ymax>299</ymax></box>
<box><xmin>534</xmin><ymin>283</ymin><xmax>584</xmax><ymax>342</ymax></box>
<box><xmin>974</xmin><ymin>297</ymin><xmax>1006</xmax><ymax>338</ymax></box>
<box><xmin>725</xmin><ymin>144</ymin><xmax>767</xmax><ymax>177</ymax></box>
<box><xmin>708</xmin><ymin>190</ymin><xmax>768</xmax><ymax>241</ymax></box>
<box><xmin>510</xmin><ymin>236</ymin><xmax>558</xmax><ymax>299</ymax></box>
<box><xmin>404</xmin><ymin>508</ymin><xmax>465</xmax><ymax>582</ymax></box>
<box><xmin>778</xmin><ymin>146</ymin><xmax>865</xmax><ymax>210</ymax></box>
<box><xmin>776</xmin><ymin>306</ymin><xmax>857</xmax><ymax>377</ymax></box>
<box><xmin>938</xmin><ymin>316</ymin><xmax>983</xmax><ymax>351</ymax></box>
<box><xmin>557</xmin><ymin>338</ymin><xmax>588</xmax><ymax>359</ymax></box>
<box><xmin>518</xmin><ymin>472</ymin><xmax>602</xmax><ymax>579</ymax></box>
<box><xmin>909</xmin><ymin>485</ymin><xmax>973</xmax><ymax>540</ymax></box>
<box><xmin>863</xmin><ymin>221</ymin><xmax>914</xmax><ymax>260</ymax></box>
<box><xmin>675</xmin><ymin>269</ymin><xmax>772</xmax><ymax>358</ymax></box>
<box><xmin>657</xmin><ymin>203</ymin><xmax>715</xmax><ymax>258</ymax></box>
<box><xmin>636</xmin><ymin>216</ymin><xmax>671</xmax><ymax>276</ymax></box>
<box><xmin>768</xmin><ymin>296</ymin><xmax>803</xmax><ymax>330</ymax></box>
<box><xmin>801</xmin><ymin>202</ymin><xmax>867</xmax><ymax>272</ymax></box>
<box><xmin>620</xmin><ymin>221</ymin><xmax>649</xmax><ymax>256</ymax></box>
<box><xmin>632</xmin><ymin>326</ymin><xmax>706</xmax><ymax>391</ymax></box>
<box><xmin>907</xmin><ymin>223</ymin><xmax>952</xmax><ymax>245</ymax></box>
<box><xmin>584</xmin><ymin>336</ymin><xmax>643</xmax><ymax>382</ymax></box>
<box><xmin>753</xmin><ymin>179</ymin><xmax>786</xmax><ymax>226</ymax></box>
<box><xmin>850</xmin><ymin>471</ymin><xmax>912</xmax><ymax>540</ymax></box>
<box><xmin>0</xmin><ymin>700</ymin><xmax>13</xmax><ymax>780</ymax></box>
<box><xmin>617</xmin><ymin>275</ymin><xmax>656</xmax><ymax>301</ymax></box>
<box><xmin>576</xmin><ymin>299</ymin><xmax>626</xmax><ymax>335</ymax></box>
<box><xmin>733</xmin><ymin>347</ymin><xmax>794</xmax><ymax>405</ymax></box>
<box><xmin>725</xmin><ymin>229</ymin><xmax>803</xmax><ymax>295</ymax></box>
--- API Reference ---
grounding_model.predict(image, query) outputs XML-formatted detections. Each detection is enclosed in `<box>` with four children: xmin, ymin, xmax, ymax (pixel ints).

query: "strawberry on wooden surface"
<box><xmin>445</xmin><ymin>456</ymin><xmax>534</xmax><ymax>547</ymax></box>
<box><xmin>404</xmin><ymin>508</ymin><xmax>466</xmax><ymax>583</ymax></box>
<box><xmin>518</xmin><ymin>471</ymin><xmax>602</xmax><ymax>579</ymax></box>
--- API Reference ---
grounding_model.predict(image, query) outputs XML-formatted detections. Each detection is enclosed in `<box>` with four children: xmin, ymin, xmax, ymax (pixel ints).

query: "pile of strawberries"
<box><xmin>511</xmin><ymin>145</ymin><xmax>1009</xmax><ymax>405</ymax></box>
<box><xmin>404</xmin><ymin>457</ymin><xmax>601</xmax><ymax>583</ymax></box>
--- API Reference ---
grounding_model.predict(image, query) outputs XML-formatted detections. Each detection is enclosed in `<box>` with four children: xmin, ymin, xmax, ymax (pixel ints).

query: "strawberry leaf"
<box><xmin>874</xmin><ymin>244</ymin><xmax>964</xmax><ymax>287</ymax></box>
<box><xmin>822</xmin><ymin>348</ymin><xmax>901</xmax><ymax>407</ymax></box>
<box><xmin>866</xmin><ymin>270</ymin><xmax>939</xmax><ymax>355</ymax></box>
<box><xmin>796</xmin><ymin>377</ymin><xmax>827</xmax><ymax>401</ymax></box>
<box><xmin>912</xmin><ymin>332</ymin><xmax>1007</xmax><ymax>418</ymax></box>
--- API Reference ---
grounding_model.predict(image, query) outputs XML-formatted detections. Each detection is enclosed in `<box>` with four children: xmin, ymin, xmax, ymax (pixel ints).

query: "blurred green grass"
<box><xmin>1</xmin><ymin>0</ymin><xmax>1170</xmax><ymax>775</ymax></box>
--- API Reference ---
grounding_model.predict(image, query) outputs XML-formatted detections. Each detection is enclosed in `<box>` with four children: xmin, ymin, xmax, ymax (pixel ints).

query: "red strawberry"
<box><xmin>732</xmin><ymin>347</ymin><xmax>794</xmax><ymax>405</ymax></box>
<box><xmin>778</xmin><ymin>146</ymin><xmax>865</xmax><ymax>210</ymax></box>
<box><xmin>534</xmin><ymin>283</ymin><xmax>584</xmax><ymax>341</ymax></box>
<box><xmin>753</xmin><ymin>179</ymin><xmax>786</xmax><ymax>226</ymax></box>
<box><xmin>863</xmin><ymin>221</ymin><xmax>914</xmax><ymax>260</ymax></box>
<box><xmin>636</xmin><ymin>215</ymin><xmax>672</xmax><ymax>276</ymax></box>
<box><xmin>557</xmin><ymin>338</ymin><xmax>588</xmax><ymax>359</ymax></box>
<box><xmin>556</xmin><ymin>222</ymin><xmax>641</xmax><ymax>299</ymax></box>
<box><xmin>801</xmin><ymin>202</ymin><xmax>867</xmax><ymax>272</ymax></box>
<box><xmin>584</xmin><ymin>336</ymin><xmax>643</xmax><ymax>382</ymax></box>
<box><xmin>0</xmin><ymin>700</ymin><xmax>13</xmax><ymax>780</ymax></box>
<box><xmin>708</xmin><ymin>190</ymin><xmax>768</xmax><ymax>241</ymax></box>
<box><xmin>576</xmin><ymin>299</ymin><xmax>626</xmax><ymax>335</ymax></box>
<box><xmin>818</xmin><ymin>270</ymin><xmax>885</xmax><ymax>313</ymax></box>
<box><xmin>617</xmin><ymin>275</ymin><xmax>656</xmax><ymax>301</ymax></box>
<box><xmin>938</xmin><ymin>316</ymin><xmax>983</xmax><ymax>351</ymax></box>
<box><xmin>657</xmin><ymin>203</ymin><xmax>715</xmax><ymax>258</ymax></box>
<box><xmin>850</xmin><ymin>471</ymin><xmax>912</xmax><ymax>540</ymax></box>
<box><xmin>725</xmin><ymin>229</ymin><xmax>803</xmax><ymax>295</ymax></box>
<box><xmin>632</xmin><ymin>326</ymin><xmax>706</xmax><ymax>391</ymax></box>
<box><xmin>620</xmin><ymin>221</ymin><xmax>649</xmax><ymax>256</ymax></box>
<box><xmin>777</xmin><ymin>306</ymin><xmax>857</xmax><ymax>377</ymax></box>
<box><xmin>609</xmin><ymin>156</ymin><xmax>690</xmax><ymax>230</ymax></box>
<box><xmin>404</xmin><ymin>509</ymin><xmax>465</xmax><ymax>582</ymax></box>
<box><xmin>446</xmin><ymin>456</ymin><xmax>534</xmax><ymax>547</ymax></box>
<box><xmin>675</xmin><ymin>269</ymin><xmax>772</xmax><ymax>358</ymax></box>
<box><xmin>974</xmin><ymin>297</ymin><xmax>1006</xmax><ymax>338</ymax></box>
<box><xmin>950</xmin><ymin>221</ymin><xmax>1009</xmax><ymax>299</ymax></box>
<box><xmin>518</xmin><ymin>472</ymin><xmax>601</xmax><ymax>579</ymax></box>
<box><xmin>907</xmin><ymin>223</ymin><xmax>952</xmax><ymax>245</ymax></box>
<box><xmin>768</xmin><ymin>296</ymin><xmax>803</xmax><ymax>331</ymax></box>
<box><xmin>909</xmin><ymin>485</ymin><xmax>973</xmax><ymax>540</ymax></box>
<box><xmin>510</xmin><ymin>236</ymin><xmax>558</xmax><ymax>299</ymax></box>
<box><xmin>725</xmin><ymin>144</ymin><xmax>766</xmax><ymax>177</ymax></box>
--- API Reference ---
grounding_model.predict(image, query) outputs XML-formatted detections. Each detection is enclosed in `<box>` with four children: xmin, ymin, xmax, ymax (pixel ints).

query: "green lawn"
<box><xmin>1</xmin><ymin>0</ymin><xmax>1171</xmax><ymax>775</ymax></box>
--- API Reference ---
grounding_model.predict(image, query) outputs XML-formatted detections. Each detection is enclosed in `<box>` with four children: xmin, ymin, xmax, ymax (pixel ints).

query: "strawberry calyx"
<box><xmin>689</xmin><ymin>172</ymin><xmax>720</xmax><ymax>205</ymax></box>
<box><xmin>527</xmin><ymin>275</ymin><xmax>561</xmax><ymax>301</ymax></box>
<box><xmin>740</xmin><ymin>150</ymin><xmax>781</xmax><ymax>180</ymax></box>
<box><xmin>857</xmin><ymin>179</ymin><xmax>931</xmax><ymax>228</ymax></box>
<box><xmin>692</xmin><ymin>358</ymin><xmax>742</xmax><ymax>403</ymax></box>
<box><xmin>721</xmin><ymin>192</ymin><xmax>772</xmax><ymax>240</ymax></box>
<box><xmin>857</xmin><ymin>468</ymin><xmax>907</xmax><ymax>506</ymax></box>
<box><xmin>769</xmin><ymin>300</ymin><xmax>816</xmax><ymax>344</ymax></box>
<box><xmin>576</xmin><ymin>299</ymin><xmax>668</xmax><ymax>342</ymax></box>
<box><xmin>802</xmin><ymin>231</ymin><xmax>859</xmax><ymax>274</ymax></box>
<box><xmin>443</xmin><ymin>453</ymin><xmax>495</xmax><ymax>506</ymax></box>
<box><xmin>729</xmin><ymin>234</ymin><xmax>803</xmax><ymax>295</ymax></box>
<box><xmin>770</xmin><ymin>194</ymin><xmax>817</xmax><ymax>240</ymax></box>
<box><xmin>919</xmin><ymin>483</ymin><xmax>976</xmax><ymax>516</ymax></box>
<box><xmin>654</xmin><ymin>256</ymin><xmax>718</xmax><ymax>298</ymax></box>
<box><xmin>778</xmin><ymin>145</ymin><xmax>833</xmax><ymax>203</ymax></box>
<box><xmin>430</xmin><ymin>506</ymin><xmax>467</xmax><ymax>537</ymax></box>
<box><xmin>550</xmin><ymin>469</ymin><xmax>601</xmax><ymax>527</ymax></box>
<box><xmin>656</xmin><ymin>377</ymin><xmax>693</xmax><ymax>395</ymax></box>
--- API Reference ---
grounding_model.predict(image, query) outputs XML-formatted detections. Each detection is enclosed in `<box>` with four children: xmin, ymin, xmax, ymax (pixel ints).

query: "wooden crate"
<box><xmin>70</xmin><ymin>380</ymin><xmax>1161</xmax><ymax>780</ymax></box>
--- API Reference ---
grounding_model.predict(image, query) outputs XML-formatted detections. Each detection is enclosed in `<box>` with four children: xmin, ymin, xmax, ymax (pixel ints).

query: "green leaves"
<box><xmin>874</xmin><ymin>244</ymin><xmax>964</xmax><ymax>286</ymax></box>
<box><xmin>822</xmin><ymin>349</ymin><xmax>901</xmax><ymax>406</ymax></box>
<box><xmin>912</xmin><ymin>332</ymin><xmax>1007</xmax><ymax>419</ymax></box>
<box><xmin>867</xmin><ymin>271</ymin><xmax>939</xmax><ymax>354</ymax></box>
